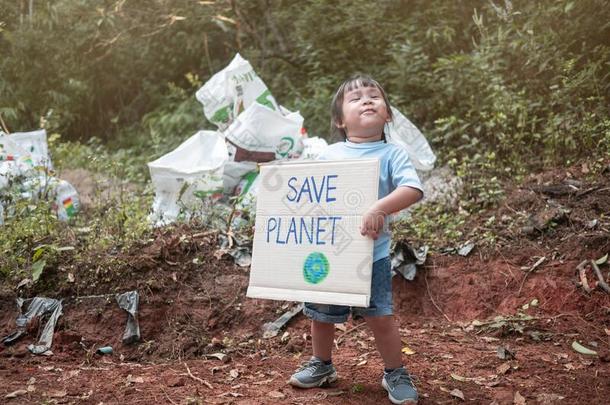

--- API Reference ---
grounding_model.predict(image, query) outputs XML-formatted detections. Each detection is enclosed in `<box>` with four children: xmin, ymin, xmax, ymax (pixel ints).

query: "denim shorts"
<box><xmin>303</xmin><ymin>256</ymin><xmax>393</xmax><ymax>323</ymax></box>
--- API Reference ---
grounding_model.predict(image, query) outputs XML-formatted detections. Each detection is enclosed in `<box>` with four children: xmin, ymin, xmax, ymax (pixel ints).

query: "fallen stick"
<box><xmin>591</xmin><ymin>260</ymin><xmax>610</xmax><ymax>294</ymax></box>
<box><xmin>425</xmin><ymin>266</ymin><xmax>452</xmax><ymax>323</ymax></box>
<box><xmin>517</xmin><ymin>256</ymin><xmax>546</xmax><ymax>296</ymax></box>
<box><xmin>184</xmin><ymin>362</ymin><xmax>213</xmax><ymax>389</ymax></box>
<box><xmin>160</xmin><ymin>387</ymin><xmax>178</xmax><ymax>405</ymax></box>
<box><xmin>336</xmin><ymin>322</ymin><xmax>366</xmax><ymax>345</ymax></box>
<box><xmin>576</xmin><ymin>260</ymin><xmax>593</xmax><ymax>294</ymax></box>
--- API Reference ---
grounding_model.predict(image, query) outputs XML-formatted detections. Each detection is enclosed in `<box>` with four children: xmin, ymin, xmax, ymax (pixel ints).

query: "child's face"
<box><xmin>339</xmin><ymin>85</ymin><xmax>390</xmax><ymax>142</ymax></box>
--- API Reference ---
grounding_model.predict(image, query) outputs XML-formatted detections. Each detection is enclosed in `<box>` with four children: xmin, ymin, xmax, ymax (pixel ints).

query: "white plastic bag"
<box><xmin>148</xmin><ymin>131</ymin><xmax>228</xmax><ymax>225</ymax></box>
<box><xmin>7</xmin><ymin>129</ymin><xmax>52</xmax><ymax>169</ymax></box>
<box><xmin>18</xmin><ymin>175</ymin><xmax>81</xmax><ymax>221</ymax></box>
<box><xmin>387</xmin><ymin>107</ymin><xmax>436</xmax><ymax>171</ymax></box>
<box><xmin>224</xmin><ymin>103</ymin><xmax>304</xmax><ymax>160</ymax></box>
<box><xmin>299</xmin><ymin>136</ymin><xmax>329</xmax><ymax>160</ymax></box>
<box><xmin>196</xmin><ymin>53</ymin><xmax>279</xmax><ymax>130</ymax></box>
<box><xmin>222</xmin><ymin>159</ymin><xmax>257</xmax><ymax>195</ymax></box>
<box><xmin>0</xmin><ymin>135</ymin><xmax>35</xmax><ymax>189</ymax></box>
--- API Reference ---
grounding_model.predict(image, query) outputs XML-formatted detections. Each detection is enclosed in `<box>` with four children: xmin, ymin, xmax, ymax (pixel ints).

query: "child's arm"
<box><xmin>360</xmin><ymin>186</ymin><xmax>423</xmax><ymax>240</ymax></box>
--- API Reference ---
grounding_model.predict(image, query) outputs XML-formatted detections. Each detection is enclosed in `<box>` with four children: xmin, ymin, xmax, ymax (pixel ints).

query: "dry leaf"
<box><xmin>207</xmin><ymin>352</ymin><xmax>229</xmax><ymax>363</ymax></box>
<box><xmin>229</xmin><ymin>369</ymin><xmax>239</xmax><ymax>379</ymax></box>
<box><xmin>496</xmin><ymin>362</ymin><xmax>511</xmax><ymax>375</ymax></box>
<box><xmin>48</xmin><ymin>390</ymin><xmax>67</xmax><ymax>398</ymax></box>
<box><xmin>450</xmin><ymin>373</ymin><xmax>468</xmax><ymax>382</ymax></box>
<box><xmin>268</xmin><ymin>391</ymin><xmax>285</xmax><ymax>399</ymax></box>
<box><xmin>335</xmin><ymin>323</ymin><xmax>347</xmax><ymax>332</ymax></box>
<box><xmin>450</xmin><ymin>388</ymin><xmax>465</xmax><ymax>400</ymax></box>
<box><xmin>536</xmin><ymin>393</ymin><xmax>565</xmax><ymax>404</ymax></box>
<box><xmin>356</xmin><ymin>359</ymin><xmax>367</xmax><ymax>366</ymax></box>
<box><xmin>127</xmin><ymin>375</ymin><xmax>144</xmax><ymax>384</ymax></box>
<box><xmin>401</xmin><ymin>345</ymin><xmax>416</xmax><ymax>355</ymax></box>
<box><xmin>514</xmin><ymin>391</ymin><xmax>526</xmax><ymax>405</ymax></box>
<box><xmin>5</xmin><ymin>390</ymin><xmax>28</xmax><ymax>398</ymax></box>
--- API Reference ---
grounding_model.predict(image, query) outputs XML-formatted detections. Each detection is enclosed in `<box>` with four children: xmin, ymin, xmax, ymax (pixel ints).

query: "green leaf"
<box><xmin>32</xmin><ymin>259</ymin><xmax>47</xmax><ymax>282</ymax></box>
<box><xmin>571</xmin><ymin>341</ymin><xmax>597</xmax><ymax>356</ymax></box>
<box><xmin>32</xmin><ymin>245</ymin><xmax>48</xmax><ymax>262</ymax></box>
<box><xmin>595</xmin><ymin>253</ymin><xmax>608</xmax><ymax>265</ymax></box>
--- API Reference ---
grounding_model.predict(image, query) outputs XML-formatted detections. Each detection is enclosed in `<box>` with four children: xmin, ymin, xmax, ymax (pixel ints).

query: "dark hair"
<box><xmin>330</xmin><ymin>74</ymin><xmax>393</xmax><ymax>141</ymax></box>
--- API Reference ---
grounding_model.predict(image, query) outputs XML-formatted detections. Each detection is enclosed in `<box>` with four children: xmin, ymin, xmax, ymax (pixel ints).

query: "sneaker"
<box><xmin>289</xmin><ymin>357</ymin><xmax>338</xmax><ymax>388</ymax></box>
<box><xmin>382</xmin><ymin>367</ymin><xmax>418</xmax><ymax>404</ymax></box>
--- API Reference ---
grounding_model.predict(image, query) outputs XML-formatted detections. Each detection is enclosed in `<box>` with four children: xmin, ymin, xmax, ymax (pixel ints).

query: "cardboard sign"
<box><xmin>247</xmin><ymin>158</ymin><xmax>379</xmax><ymax>307</ymax></box>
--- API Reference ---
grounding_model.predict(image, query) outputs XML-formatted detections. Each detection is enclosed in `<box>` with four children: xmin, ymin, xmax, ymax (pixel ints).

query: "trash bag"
<box><xmin>391</xmin><ymin>242</ymin><xmax>428</xmax><ymax>280</ymax></box>
<box><xmin>148</xmin><ymin>130</ymin><xmax>228</xmax><ymax>225</ymax></box>
<box><xmin>1</xmin><ymin>297</ymin><xmax>63</xmax><ymax>355</ymax></box>
<box><xmin>224</xmin><ymin>102</ymin><xmax>304</xmax><ymax>161</ymax></box>
<box><xmin>6</xmin><ymin>129</ymin><xmax>52</xmax><ymax>170</ymax></box>
<box><xmin>116</xmin><ymin>291</ymin><xmax>140</xmax><ymax>345</ymax></box>
<box><xmin>223</xmin><ymin>159</ymin><xmax>258</xmax><ymax>195</ymax></box>
<box><xmin>299</xmin><ymin>136</ymin><xmax>329</xmax><ymax>160</ymax></box>
<box><xmin>18</xmin><ymin>176</ymin><xmax>81</xmax><ymax>222</ymax></box>
<box><xmin>0</xmin><ymin>134</ymin><xmax>36</xmax><ymax>189</ymax></box>
<box><xmin>387</xmin><ymin>107</ymin><xmax>436</xmax><ymax>171</ymax></box>
<box><xmin>196</xmin><ymin>53</ymin><xmax>280</xmax><ymax>130</ymax></box>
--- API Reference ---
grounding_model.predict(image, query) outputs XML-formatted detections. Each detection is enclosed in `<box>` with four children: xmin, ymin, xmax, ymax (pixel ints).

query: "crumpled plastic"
<box><xmin>217</xmin><ymin>232</ymin><xmax>252</xmax><ymax>267</ymax></box>
<box><xmin>391</xmin><ymin>242</ymin><xmax>428</xmax><ymax>280</ymax></box>
<box><xmin>115</xmin><ymin>291</ymin><xmax>140</xmax><ymax>344</ymax></box>
<box><xmin>262</xmin><ymin>303</ymin><xmax>303</xmax><ymax>338</ymax></box>
<box><xmin>1</xmin><ymin>130</ymin><xmax>80</xmax><ymax>223</ymax></box>
<box><xmin>1</xmin><ymin>297</ymin><xmax>63</xmax><ymax>355</ymax></box>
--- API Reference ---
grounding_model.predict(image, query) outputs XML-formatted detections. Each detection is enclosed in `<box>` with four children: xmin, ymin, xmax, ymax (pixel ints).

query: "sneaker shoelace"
<box><xmin>296</xmin><ymin>359</ymin><xmax>323</xmax><ymax>372</ymax></box>
<box><xmin>388</xmin><ymin>370</ymin><xmax>416</xmax><ymax>388</ymax></box>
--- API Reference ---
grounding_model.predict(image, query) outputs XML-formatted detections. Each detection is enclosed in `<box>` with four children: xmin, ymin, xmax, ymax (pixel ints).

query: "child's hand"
<box><xmin>360</xmin><ymin>208</ymin><xmax>385</xmax><ymax>240</ymax></box>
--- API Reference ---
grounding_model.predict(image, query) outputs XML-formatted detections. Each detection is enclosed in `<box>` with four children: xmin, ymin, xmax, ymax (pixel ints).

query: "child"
<box><xmin>288</xmin><ymin>75</ymin><xmax>424</xmax><ymax>405</ymax></box>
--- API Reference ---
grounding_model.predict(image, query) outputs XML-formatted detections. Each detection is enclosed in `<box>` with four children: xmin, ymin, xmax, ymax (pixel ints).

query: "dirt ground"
<box><xmin>1</xmin><ymin>162</ymin><xmax>609</xmax><ymax>404</ymax></box>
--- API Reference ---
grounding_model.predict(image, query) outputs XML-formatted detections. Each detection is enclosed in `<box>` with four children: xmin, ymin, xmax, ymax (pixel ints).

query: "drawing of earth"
<box><xmin>303</xmin><ymin>252</ymin><xmax>330</xmax><ymax>284</ymax></box>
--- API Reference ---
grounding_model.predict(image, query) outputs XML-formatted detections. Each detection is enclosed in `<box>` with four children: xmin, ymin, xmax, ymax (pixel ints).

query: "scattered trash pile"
<box><xmin>148</xmin><ymin>53</ymin><xmax>309</xmax><ymax>227</ymax></box>
<box><xmin>147</xmin><ymin>53</ymin><xmax>450</xmax><ymax>274</ymax></box>
<box><xmin>0</xmin><ymin>129</ymin><xmax>80</xmax><ymax>225</ymax></box>
<box><xmin>1</xmin><ymin>291</ymin><xmax>141</xmax><ymax>356</ymax></box>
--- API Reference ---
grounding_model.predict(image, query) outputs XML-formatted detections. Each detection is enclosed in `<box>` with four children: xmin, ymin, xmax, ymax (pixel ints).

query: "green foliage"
<box><xmin>0</xmin><ymin>0</ymin><xmax>230</xmax><ymax>141</ymax></box>
<box><xmin>0</xmin><ymin>137</ymin><xmax>152</xmax><ymax>278</ymax></box>
<box><xmin>1</xmin><ymin>0</ymin><xmax>609</xmax><ymax>277</ymax></box>
<box><xmin>0</xmin><ymin>197</ymin><xmax>60</xmax><ymax>276</ymax></box>
<box><xmin>1</xmin><ymin>0</ymin><xmax>607</xmax><ymax>173</ymax></box>
<box><xmin>394</xmin><ymin>204</ymin><xmax>468</xmax><ymax>249</ymax></box>
<box><xmin>140</xmin><ymin>75</ymin><xmax>206</xmax><ymax>158</ymax></box>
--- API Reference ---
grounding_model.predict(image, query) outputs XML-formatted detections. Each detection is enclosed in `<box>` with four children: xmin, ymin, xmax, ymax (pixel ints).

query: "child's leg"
<box><xmin>354</xmin><ymin>257</ymin><xmax>418</xmax><ymax>403</ymax></box>
<box><xmin>364</xmin><ymin>315</ymin><xmax>402</xmax><ymax>369</ymax></box>
<box><xmin>289</xmin><ymin>304</ymin><xmax>347</xmax><ymax>388</ymax></box>
<box><xmin>311</xmin><ymin>319</ymin><xmax>335</xmax><ymax>361</ymax></box>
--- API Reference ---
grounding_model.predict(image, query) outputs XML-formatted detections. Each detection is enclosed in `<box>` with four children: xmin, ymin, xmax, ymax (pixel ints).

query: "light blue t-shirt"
<box><xmin>318</xmin><ymin>139</ymin><xmax>423</xmax><ymax>262</ymax></box>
